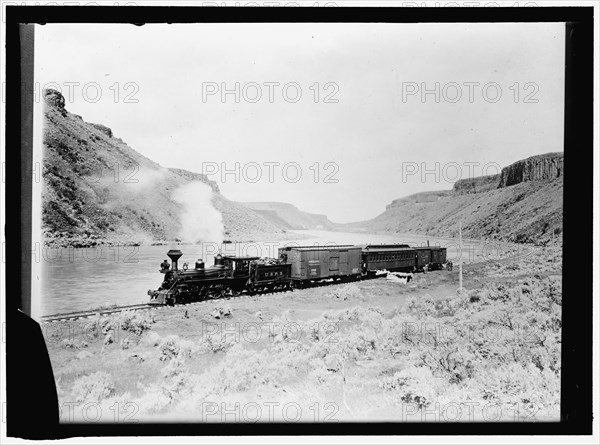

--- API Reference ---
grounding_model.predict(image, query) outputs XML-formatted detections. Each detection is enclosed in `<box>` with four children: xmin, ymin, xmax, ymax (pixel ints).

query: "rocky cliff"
<box><xmin>453</xmin><ymin>174</ymin><xmax>500</xmax><ymax>195</ymax></box>
<box><xmin>42</xmin><ymin>89</ymin><xmax>289</xmax><ymax>247</ymax></box>
<box><xmin>386</xmin><ymin>191</ymin><xmax>453</xmax><ymax>209</ymax></box>
<box><xmin>453</xmin><ymin>152</ymin><xmax>564</xmax><ymax>195</ymax></box>
<box><xmin>345</xmin><ymin>153</ymin><xmax>563</xmax><ymax>246</ymax></box>
<box><xmin>498</xmin><ymin>152</ymin><xmax>563</xmax><ymax>187</ymax></box>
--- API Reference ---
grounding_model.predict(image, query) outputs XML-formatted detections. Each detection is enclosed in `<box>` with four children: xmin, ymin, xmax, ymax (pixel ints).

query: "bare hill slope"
<box><xmin>241</xmin><ymin>201</ymin><xmax>337</xmax><ymax>230</ymax></box>
<box><xmin>42</xmin><ymin>89</ymin><xmax>288</xmax><ymax>247</ymax></box>
<box><xmin>344</xmin><ymin>153</ymin><xmax>563</xmax><ymax>246</ymax></box>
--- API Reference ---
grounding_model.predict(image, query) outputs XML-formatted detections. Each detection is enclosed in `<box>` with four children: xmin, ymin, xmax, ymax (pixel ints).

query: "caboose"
<box><xmin>414</xmin><ymin>246</ymin><xmax>447</xmax><ymax>271</ymax></box>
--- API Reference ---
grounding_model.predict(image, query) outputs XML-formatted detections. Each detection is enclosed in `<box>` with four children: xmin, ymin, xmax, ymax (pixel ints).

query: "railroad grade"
<box><xmin>42</xmin><ymin>240</ymin><xmax>532</xmax><ymax>323</ymax></box>
<box><xmin>39</xmin><ymin>272</ymin><xmax>408</xmax><ymax>323</ymax></box>
<box><xmin>39</xmin><ymin>279</ymin><xmax>341</xmax><ymax>323</ymax></box>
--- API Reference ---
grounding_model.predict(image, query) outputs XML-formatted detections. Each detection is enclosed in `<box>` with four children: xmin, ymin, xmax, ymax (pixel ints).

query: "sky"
<box><xmin>35</xmin><ymin>22</ymin><xmax>565</xmax><ymax>223</ymax></box>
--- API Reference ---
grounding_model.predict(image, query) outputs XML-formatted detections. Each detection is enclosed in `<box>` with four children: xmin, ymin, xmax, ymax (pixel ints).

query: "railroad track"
<box><xmin>39</xmin><ymin>271</ymin><xmax>440</xmax><ymax>323</ymax></box>
<box><xmin>39</xmin><ymin>287</ymin><xmax>291</xmax><ymax>323</ymax></box>
<box><xmin>41</xmin><ymin>303</ymin><xmax>156</xmax><ymax>323</ymax></box>
<box><xmin>39</xmin><ymin>282</ymin><xmax>325</xmax><ymax>323</ymax></box>
<box><xmin>39</xmin><ymin>290</ymin><xmax>275</xmax><ymax>323</ymax></box>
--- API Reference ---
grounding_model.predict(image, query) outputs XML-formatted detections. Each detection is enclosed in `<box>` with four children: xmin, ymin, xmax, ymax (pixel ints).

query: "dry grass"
<box><xmin>49</xmin><ymin>249</ymin><xmax>561</xmax><ymax>422</ymax></box>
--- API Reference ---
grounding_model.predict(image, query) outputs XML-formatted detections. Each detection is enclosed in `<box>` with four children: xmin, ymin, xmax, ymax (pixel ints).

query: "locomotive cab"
<box><xmin>223</xmin><ymin>256</ymin><xmax>259</xmax><ymax>278</ymax></box>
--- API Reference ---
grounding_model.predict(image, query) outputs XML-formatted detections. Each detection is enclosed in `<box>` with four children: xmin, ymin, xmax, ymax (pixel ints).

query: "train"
<box><xmin>148</xmin><ymin>243</ymin><xmax>450</xmax><ymax>305</ymax></box>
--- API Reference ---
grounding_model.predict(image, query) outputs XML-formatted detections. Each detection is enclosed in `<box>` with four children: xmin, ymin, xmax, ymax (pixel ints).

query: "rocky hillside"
<box><xmin>452</xmin><ymin>174</ymin><xmax>501</xmax><ymax>195</ymax></box>
<box><xmin>385</xmin><ymin>190</ymin><xmax>453</xmax><ymax>207</ymax></box>
<box><xmin>344</xmin><ymin>153</ymin><xmax>563</xmax><ymax>246</ymax></box>
<box><xmin>241</xmin><ymin>201</ymin><xmax>337</xmax><ymax>230</ymax></box>
<box><xmin>42</xmin><ymin>89</ymin><xmax>289</xmax><ymax>247</ymax></box>
<box><xmin>453</xmin><ymin>152</ymin><xmax>563</xmax><ymax>195</ymax></box>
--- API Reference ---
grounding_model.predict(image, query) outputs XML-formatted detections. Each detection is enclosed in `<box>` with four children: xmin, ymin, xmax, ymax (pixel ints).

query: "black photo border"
<box><xmin>4</xmin><ymin>5</ymin><xmax>594</xmax><ymax>439</ymax></box>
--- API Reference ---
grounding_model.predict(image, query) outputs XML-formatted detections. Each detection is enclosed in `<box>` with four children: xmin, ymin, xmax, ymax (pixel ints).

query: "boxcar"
<box><xmin>362</xmin><ymin>244</ymin><xmax>417</xmax><ymax>274</ymax></box>
<box><xmin>278</xmin><ymin>245</ymin><xmax>362</xmax><ymax>283</ymax></box>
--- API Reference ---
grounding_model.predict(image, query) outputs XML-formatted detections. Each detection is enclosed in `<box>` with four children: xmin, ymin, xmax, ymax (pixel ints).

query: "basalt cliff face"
<box><xmin>498</xmin><ymin>152</ymin><xmax>563</xmax><ymax>187</ymax></box>
<box><xmin>453</xmin><ymin>153</ymin><xmax>563</xmax><ymax>195</ymax></box>
<box><xmin>344</xmin><ymin>153</ymin><xmax>563</xmax><ymax>246</ymax></box>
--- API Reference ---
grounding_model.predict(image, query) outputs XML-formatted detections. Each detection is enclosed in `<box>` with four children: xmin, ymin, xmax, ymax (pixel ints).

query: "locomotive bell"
<box><xmin>167</xmin><ymin>249</ymin><xmax>183</xmax><ymax>270</ymax></box>
<box><xmin>195</xmin><ymin>259</ymin><xmax>205</xmax><ymax>270</ymax></box>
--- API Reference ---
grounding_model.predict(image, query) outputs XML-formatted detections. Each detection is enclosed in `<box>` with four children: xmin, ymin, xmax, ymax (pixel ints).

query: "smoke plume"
<box><xmin>172</xmin><ymin>181</ymin><xmax>224</xmax><ymax>243</ymax></box>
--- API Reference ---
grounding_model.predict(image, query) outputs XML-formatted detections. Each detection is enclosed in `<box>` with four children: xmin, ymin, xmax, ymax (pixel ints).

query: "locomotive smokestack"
<box><xmin>167</xmin><ymin>249</ymin><xmax>183</xmax><ymax>271</ymax></box>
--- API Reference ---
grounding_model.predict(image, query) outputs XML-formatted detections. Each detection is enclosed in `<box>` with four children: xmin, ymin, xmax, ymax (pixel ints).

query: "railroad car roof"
<box><xmin>280</xmin><ymin>245</ymin><xmax>362</xmax><ymax>251</ymax></box>
<box><xmin>222</xmin><ymin>256</ymin><xmax>260</xmax><ymax>260</ymax></box>
<box><xmin>364</xmin><ymin>244</ymin><xmax>411</xmax><ymax>248</ymax></box>
<box><xmin>363</xmin><ymin>246</ymin><xmax>415</xmax><ymax>252</ymax></box>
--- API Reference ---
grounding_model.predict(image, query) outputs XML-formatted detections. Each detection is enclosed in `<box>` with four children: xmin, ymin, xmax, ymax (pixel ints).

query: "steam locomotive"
<box><xmin>148</xmin><ymin>243</ymin><xmax>450</xmax><ymax>305</ymax></box>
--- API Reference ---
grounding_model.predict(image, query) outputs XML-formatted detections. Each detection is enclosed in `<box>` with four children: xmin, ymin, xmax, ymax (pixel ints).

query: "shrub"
<box><xmin>72</xmin><ymin>371</ymin><xmax>115</xmax><ymax>402</ymax></box>
<box><xmin>159</xmin><ymin>335</ymin><xmax>182</xmax><ymax>360</ymax></box>
<box><xmin>327</xmin><ymin>284</ymin><xmax>363</xmax><ymax>301</ymax></box>
<box><xmin>160</xmin><ymin>355</ymin><xmax>192</xmax><ymax>400</ymax></box>
<box><xmin>119</xmin><ymin>311</ymin><xmax>155</xmax><ymax>335</ymax></box>
<box><xmin>63</xmin><ymin>339</ymin><xmax>88</xmax><ymax>349</ymax></box>
<box><xmin>380</xmin><ymin>367</ymin><xmax>436</xmax><ymax>409</ymax></box>
<box><xmin>120</xmin><ymin>338</ymin><xmax>135</xmax><ymax>350</ymax></box>
<box><xmin>197</xmin><ymin>333</ymin><xmax>236</xmax><ymax>354</ymax></box>
<box><xmin>158</xmin><ymin>335</ymin><xmax>194</xmax><ymax>361</ymax></box>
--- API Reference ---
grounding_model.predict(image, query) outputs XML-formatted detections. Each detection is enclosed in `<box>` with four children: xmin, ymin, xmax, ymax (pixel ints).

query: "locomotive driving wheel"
<box><xmin>208</xmin><ymin>284</ymin><xmax>226</xmax><ymax>299</ymax></box>
<box><xmin>229</xmin><ymin>287</ymin><xmax>243</xmax><ymax>297</ymax></box>
<box><xmin>198</xmin><ymin>285</ymin><xmax>210</xmax><ymax>300</ymax></box>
